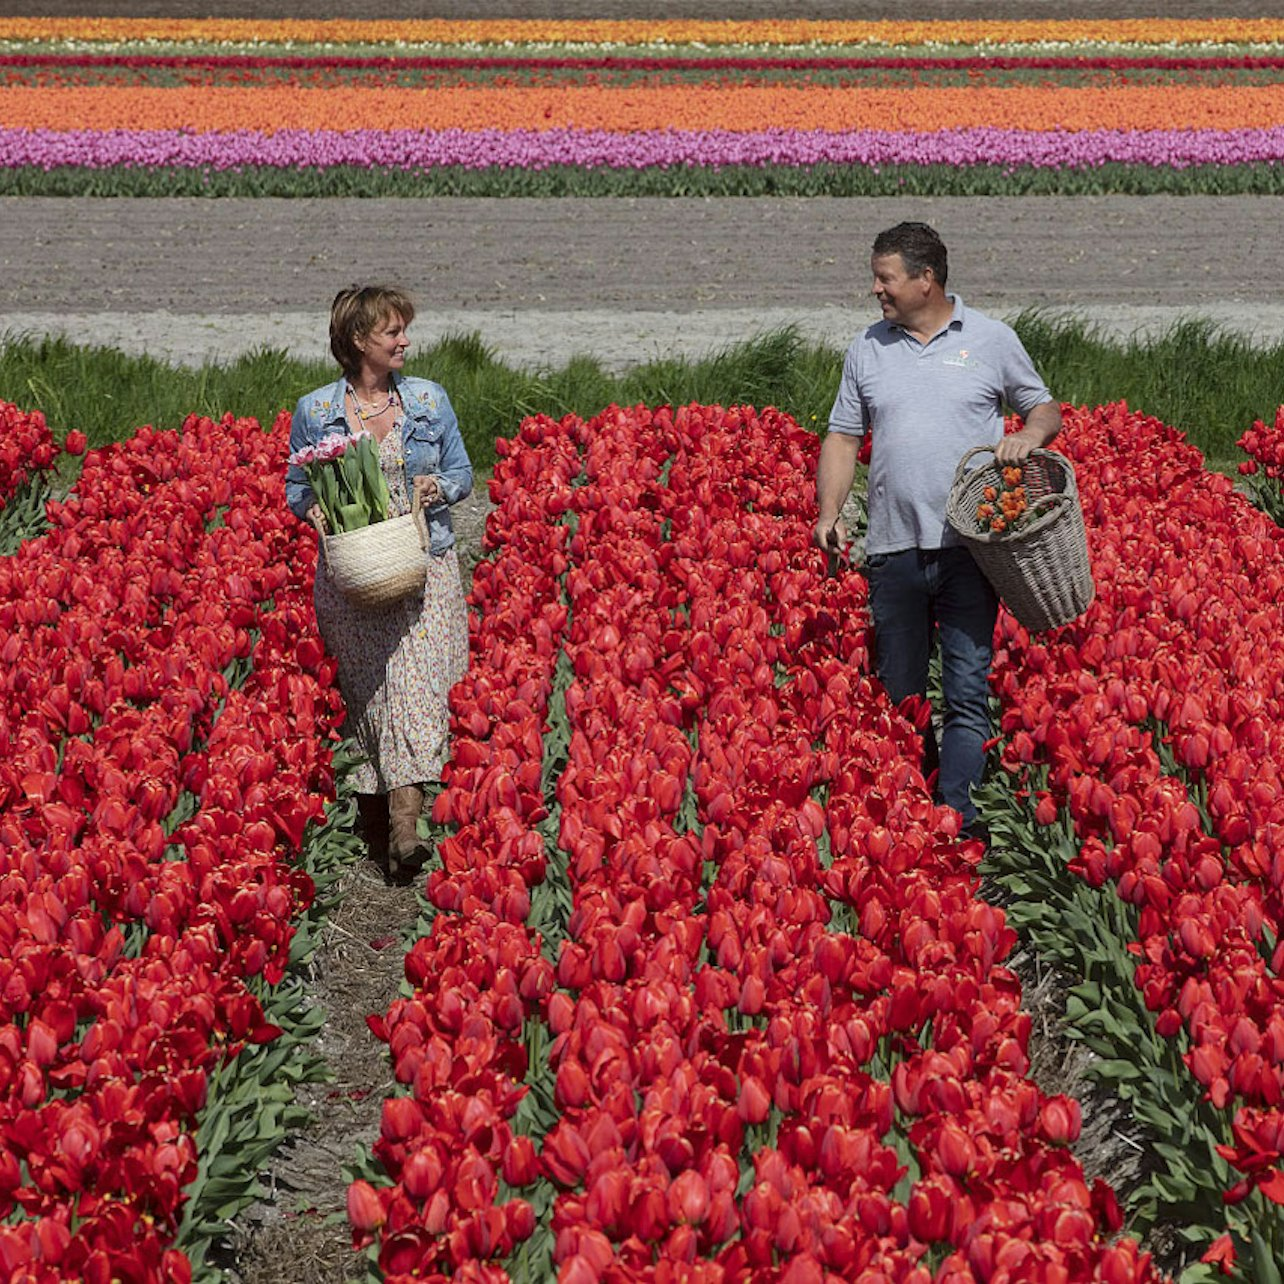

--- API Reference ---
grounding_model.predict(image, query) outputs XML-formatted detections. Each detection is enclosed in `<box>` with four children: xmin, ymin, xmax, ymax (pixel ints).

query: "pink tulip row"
<box><xmin>990</xmin><ymin>402</ymin><xmax>1284</xmax><ymax>1254</ymax></box>
<box><xmin>0</xmin><ymin>409</ymin><xmax>344</xmax><ymax>1278</ymax></box>
<box><xmin>356</xmin><ymin>401</ymin><xmax>1159</xmax><ymax>1281</ymax></box>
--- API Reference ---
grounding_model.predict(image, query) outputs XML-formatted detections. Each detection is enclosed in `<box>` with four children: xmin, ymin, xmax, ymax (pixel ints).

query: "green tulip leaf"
<box><xmin>1090</xmin><ymin>1058</ymin><xmax>1144</xmax><ymax>1082</ymax></box>
<box><xmin>1252</xmin><ymin>1230</ymin><xmax>1284</xmax><ymax>1284</ymax></box>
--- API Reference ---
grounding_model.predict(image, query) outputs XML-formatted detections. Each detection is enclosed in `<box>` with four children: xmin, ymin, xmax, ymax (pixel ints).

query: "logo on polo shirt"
<box><xmin>942</xmin><ymin>348</ymin><xmax>979</xmax><ymax>369</ymax></box>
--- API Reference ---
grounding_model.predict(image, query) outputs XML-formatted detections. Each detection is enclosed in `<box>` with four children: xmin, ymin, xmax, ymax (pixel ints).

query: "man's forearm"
<box><xmin>1022</xmin><ymin>399</ymin><xmax>1063</xmax><ymax>446</ymax></box>
<box><xmin>816</xmin><ymin>432</ymin><xmax>862</xmax><ymax>525</ymax></box>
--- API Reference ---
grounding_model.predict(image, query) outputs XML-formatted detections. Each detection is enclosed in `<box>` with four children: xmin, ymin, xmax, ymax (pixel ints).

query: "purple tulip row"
<box><xmin>4</xmin><ymin>125</ymin><xmax>1284</xmax><ymax>171</ymax></box>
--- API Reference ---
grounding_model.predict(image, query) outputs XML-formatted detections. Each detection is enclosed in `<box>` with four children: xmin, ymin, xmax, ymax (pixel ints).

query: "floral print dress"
<box><xmin>312</xmin><ymin>418</ymin><xmax>469</xmax><ymax>794</ymax></box>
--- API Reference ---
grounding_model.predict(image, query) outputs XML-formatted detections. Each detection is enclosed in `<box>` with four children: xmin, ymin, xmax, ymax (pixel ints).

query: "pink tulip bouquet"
<box><xmin>288</xmin><ymin>430</ymin><xmax>390</xmax><ymax>533</ymax></box>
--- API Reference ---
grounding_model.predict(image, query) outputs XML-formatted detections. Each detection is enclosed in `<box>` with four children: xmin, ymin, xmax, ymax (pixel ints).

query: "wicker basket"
<box><xmin>944</xmin><ymin>446</ymin><xmax>1094</xmax><ymax>633</ymax></box>
<box><xmin>314</xmin><ymin>495</ymin><xmax>429</xmax><ymax>609</ymax></box>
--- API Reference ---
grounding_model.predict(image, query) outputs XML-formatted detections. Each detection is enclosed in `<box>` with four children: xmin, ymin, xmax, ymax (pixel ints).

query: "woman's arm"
<box><xmin>285</xmin><ymin>398</ymin><xmax>319</xmax><ymax>520</ymax></box>
<box><xmin>429</xmin><ymin>390</ymin><xmax>473</xmax><ymax>505</ymax></box>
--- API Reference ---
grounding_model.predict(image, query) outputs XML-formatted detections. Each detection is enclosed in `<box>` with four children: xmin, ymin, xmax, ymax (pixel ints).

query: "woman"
<box><xmin>285</xmin><ymin>285</ymin><xmax>471</xmax><ymax>881</ymax></box>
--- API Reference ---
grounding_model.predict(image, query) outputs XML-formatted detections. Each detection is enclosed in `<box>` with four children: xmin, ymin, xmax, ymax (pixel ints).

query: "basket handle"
<box><xmin>411</xmin><ymin>485</ymin><xmax>430</xmax><ymax>551</ymax></box>
<box><xmin>951</xmin><ymin>444</ymin><xmax>1000</xmax><ymax>492</ymax></box>
<box><xmin>309</xmin><ymin>508</ymin><xmax>332</xmax><ymax>572</ymax></box>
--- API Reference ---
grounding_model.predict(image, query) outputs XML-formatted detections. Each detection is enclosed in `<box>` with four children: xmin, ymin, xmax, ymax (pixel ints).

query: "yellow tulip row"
<box><xmin>0</xmin><ymin>17</ymin><xmax>1282</xmax><ymax>49</ymax></box>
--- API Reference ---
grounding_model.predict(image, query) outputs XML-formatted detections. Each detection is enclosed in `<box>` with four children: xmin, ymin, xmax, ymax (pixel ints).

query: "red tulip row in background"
<box><xmin>0</xmin><ymin>401</ymin><xmax>73</xmax><ymax>511</ymax></box>
<box><xmin>1236</xmin><ymin>405</ymin><xmax>1284</xmax><ymax>483</ymax></box>
<box><xmin>987</xmin><ymin>400</ymin><xmax>1284</xmax><ymax>1275</ymax></box>
<box><xmin>353</xmin><ymin>402</ymin><xmax>1161</xmax><ymax>1282</ymax></box>
<box><xmin>0</xmin><ymin>409</ymin><xmax>344</xmax><ymax>1279</ymax></box>
<box><xmin>1236</xmin><ymin>405</ymin><xmax>1284</xmax><ymax>528</ymax></box>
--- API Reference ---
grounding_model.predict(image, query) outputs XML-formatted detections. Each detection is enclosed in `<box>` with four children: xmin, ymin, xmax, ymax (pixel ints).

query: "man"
<box><xmin>814</xmin><ymin>221</ymin><xmax>1062</xmax><ymax>837</ymax></box>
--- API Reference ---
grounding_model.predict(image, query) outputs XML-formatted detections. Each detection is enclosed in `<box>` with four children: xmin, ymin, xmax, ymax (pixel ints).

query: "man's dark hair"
<box><xmin>872</xmin><ymin>222</ymin><xmax>948</xmax><ymax>288</ymax></box>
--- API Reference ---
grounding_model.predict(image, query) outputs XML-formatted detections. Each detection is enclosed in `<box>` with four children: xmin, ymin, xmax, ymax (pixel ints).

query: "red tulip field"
<box><xmin>0</xmin><ymin>404</ymin><xmax>349</xmax><ymax>1280</ymax></box>
<box><xmin>6</xmin><ymin>395</ymin><xmax>1284</xmax><ymax>1281</ymax></box>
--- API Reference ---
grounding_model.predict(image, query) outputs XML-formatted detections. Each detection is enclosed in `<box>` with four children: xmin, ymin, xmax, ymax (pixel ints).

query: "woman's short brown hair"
<box><xmin>329</xmin><ymin>285</ymin><xmax>417</xmax><ymax>378</ymax></box>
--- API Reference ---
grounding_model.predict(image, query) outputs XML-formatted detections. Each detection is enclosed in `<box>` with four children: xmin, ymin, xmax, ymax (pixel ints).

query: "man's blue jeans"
<box><xmin>865</xmin><ymin>546</ymin><xmax>998</xmax><ymax>829</ymax></box>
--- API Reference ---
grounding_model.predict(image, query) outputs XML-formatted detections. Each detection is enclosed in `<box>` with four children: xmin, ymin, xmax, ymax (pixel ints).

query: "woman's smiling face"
<box><xmin>359</xmin><ymin>311</ymin><xmax>410</xmax><ymax>380</ymax></box>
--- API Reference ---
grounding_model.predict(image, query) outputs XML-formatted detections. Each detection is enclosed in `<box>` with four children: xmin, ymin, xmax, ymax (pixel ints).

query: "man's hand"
<box><xmin>994</xmin><ymin>400</ymin><xmax>1063</xmax><ymax>463</ymax></box>
<box><xmin>993</xmin><ymin>432</ymin><xmax>1039</xmax><ymax>463</ymax></box>
<box><xmin>814</xmin><ymin>517</ymin><xmax>849</xmax><ymax>553</ymax></box>
<box><xmin>306</xmin><ymin>504</ymin><xmax>328</xmax><ymax>533</ymax></box>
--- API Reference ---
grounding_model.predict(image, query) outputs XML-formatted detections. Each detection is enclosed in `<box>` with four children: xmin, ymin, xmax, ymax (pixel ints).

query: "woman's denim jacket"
<box><xmin>285</xmin><ymin>373</ymin><xmax>473</xmax><ymax>556</ymax></box>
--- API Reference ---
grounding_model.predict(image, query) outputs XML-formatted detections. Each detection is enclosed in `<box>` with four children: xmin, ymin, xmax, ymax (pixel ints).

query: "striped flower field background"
<box><xmin>3</xmin><ymin>17</ymin><xmax>1284</xmax><ymax>194</ymax></box>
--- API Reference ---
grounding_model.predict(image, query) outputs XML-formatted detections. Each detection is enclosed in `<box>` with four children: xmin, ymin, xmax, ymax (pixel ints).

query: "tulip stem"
<box><xmin>0</xmin><ymin>472</ymin><xmax>53</xmax><ymax>554</ymax></box>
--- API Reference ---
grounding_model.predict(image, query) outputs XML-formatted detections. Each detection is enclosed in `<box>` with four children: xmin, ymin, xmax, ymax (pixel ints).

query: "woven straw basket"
<box><xmin>945</xmin><ymin>446</ymin><xmax>1094</xmax><ymax>633</ymax></box>
<box><xmin>314</xmin><ymin>496</ymin><xmax>429</xmax><ymax>609</ymax></box>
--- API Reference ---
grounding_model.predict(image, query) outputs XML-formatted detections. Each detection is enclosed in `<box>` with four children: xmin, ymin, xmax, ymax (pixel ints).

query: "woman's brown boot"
<box><xmin>388</xmin><ymin>784</ymin><xmax>429</xmax><ymax>882</ymax></box>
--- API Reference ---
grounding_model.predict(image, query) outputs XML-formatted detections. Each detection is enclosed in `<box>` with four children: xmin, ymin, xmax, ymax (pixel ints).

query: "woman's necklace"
<box><xmin>348</xmin><ymin>385</ymin><xmax>397</xmax><ymax>424</ymax></box>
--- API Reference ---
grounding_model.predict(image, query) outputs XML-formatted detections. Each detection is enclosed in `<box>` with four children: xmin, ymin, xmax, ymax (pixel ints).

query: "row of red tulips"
<box><xmin>7</xmin><ymin>53</ymin><xmax>1284</xmax><ymax>71</ymax></box>
<box><xmin>0</xmin><ymin>409</ymin><xmax>343</xmax><ymax>1278</ymax></box>
<box><xmin>550</xmin><ymin>403</ymin><xmax>1149</xmax><ymax>1281</ymax></box>
<box><xmin>349</xmin><ymin>410</ymin><xmax>580</xmax><ymax>1276</ymax></box>
<box><xmin>354</xmin><ymin>402</ymin><xmax>1159</xmax><ymax>1281</ymax></box>
<box><xmin>987</xmin><ymin>400</ymin><xmax>1284</xmax><ymax>1274</ymax></box>
<box><xmin>1237</xmin><ymin>405</ymin><xmax>1284</xmax><ymax>483</ymax></box>
<box><xmin>1236</xmin><ymin>405</ymin><xmax>1284</xmax><ymax>527</ymax></box>
<box><xmin>0</xmin><ymin>400</ymin><xmax>70</xmax><ymax>511</ymax></box>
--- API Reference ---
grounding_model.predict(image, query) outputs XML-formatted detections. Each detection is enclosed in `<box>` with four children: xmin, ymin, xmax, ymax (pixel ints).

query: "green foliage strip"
<box><xmin>2</xmin><ymin>320</ymin><xmax>1280</xmax><ymax>478</ymax></box>
<box><xmin>2</xmin><ymin>162</ymin><xmax>1284</xmax><ymax>200</ymax></box>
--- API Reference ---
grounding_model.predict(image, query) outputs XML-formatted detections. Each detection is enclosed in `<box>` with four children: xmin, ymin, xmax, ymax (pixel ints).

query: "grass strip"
<box><xmin>7</xmin><ymin>56</ymin><xmax>1284</xmax><ymax>89</ymax></box>
<box><xmin>9</xmin><ymin>52</ymin><xmax>1284</xmax><ymax>70</ymax></box>
<box><xmin>4</xmin><ymin>162</ymin><xmax>1284</xmax><ymax>200</ymax></box>
<box><xmin>2</xmin><ymin>320</ymin><xmax>1281</xmax><ymax>474</ymax></box>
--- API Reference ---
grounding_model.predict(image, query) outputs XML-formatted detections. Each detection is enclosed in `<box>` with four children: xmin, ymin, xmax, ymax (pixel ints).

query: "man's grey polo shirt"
<box><xmin>828</xmin><ymin>295</ymin><xmax>1053</xmax><ymax>556</ymax></box>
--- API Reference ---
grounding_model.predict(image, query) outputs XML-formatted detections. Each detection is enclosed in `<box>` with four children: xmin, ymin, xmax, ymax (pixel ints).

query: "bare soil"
<box><xmin>3</xmin><ymin>196</ymin><xmax>1283</xmax><ymax>316</ymax></box>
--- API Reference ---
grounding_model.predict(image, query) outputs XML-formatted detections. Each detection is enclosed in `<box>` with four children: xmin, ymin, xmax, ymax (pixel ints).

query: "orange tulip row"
<box><xmin>5</xmin><ymin>82</ymin><xmax>1284</xmax><ymax>133</ymax></box>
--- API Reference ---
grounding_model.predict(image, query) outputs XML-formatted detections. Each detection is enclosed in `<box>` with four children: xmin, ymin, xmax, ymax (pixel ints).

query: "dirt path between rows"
<box><xmin>2</xmin><ymin>195</ymin><xmax>1280</xmax><ymax>316</ymax></box>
